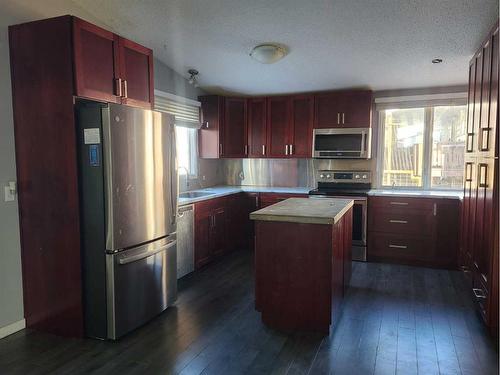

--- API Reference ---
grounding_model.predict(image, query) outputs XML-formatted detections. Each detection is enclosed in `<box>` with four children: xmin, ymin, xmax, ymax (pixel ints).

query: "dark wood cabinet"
<box><xmin>368</xmin><ymin>196</ymin><xmax>459</xmax><ymax>268</ymax></box>
<box><xmin>73</xmin><ymin>18</ymin><xmax>120</xmax><ymax>104</ymax></box>
<box><xmin>223</xmin><ymin>97</ymin><xmax>247</xmax><ymax>157</ymax></box>
<box><xmin>247</xmin><ymin>98</ymin><xmax>267</xmax><ymax>157</ymax></box>
<box><xmin>314</xmin><ymin>90</ymin><xmax>372</xmax><ymax>128</ymax></box>
<box><xmin>194</xmin><ymin>197</ymin><xmax>227</xmax><ymax>269</ymax></box>
<box><xmin>459</xmin><ymin>20</ymin><xmax>499</xmax><ymax>336</ymax></box>
<box><xmin>117</xmin><ymin>37</ymin><xmax>154</xmax><ymax>109</ymax></box>
<box><xmin>199</xmin><ymin>95</ymin><xmax>223</xmax><ymax>158</ymax></box>
<box><xmin>289</xmin><ymin>95</ymin><xmax>314</xmax><ymax>158</ymax></box>
<box><xmin>267</xmin><ymin>96</ymin><xmax>290</xmax><ymax>157</ymax></box>
<box><xmin>73</xmin><ymin>17</ymin><xmax>153</xmax><ymax>109</ymax></box>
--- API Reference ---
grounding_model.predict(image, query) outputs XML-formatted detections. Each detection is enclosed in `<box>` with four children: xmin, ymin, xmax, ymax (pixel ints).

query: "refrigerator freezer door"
<box><xmin>106</xmin><ymin>236</ymin><xmax>177</xmax><ymax>339</ymax></box>
<box><xmin>103</xmin><ymin>104</ymin><xmax>178</xmax><ymax>251</ymax></box>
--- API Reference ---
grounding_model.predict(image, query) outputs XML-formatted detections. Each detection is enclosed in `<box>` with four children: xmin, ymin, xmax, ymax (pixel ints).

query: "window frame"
<box><xmin>175</xmin><ymin>125</ymin><xmax>199</xmax><ymax>179</ymax></box>
<box><xmin>376</xmin><ymin>105</ymin><xmax>465</xmax><ymax>191</ymax></box>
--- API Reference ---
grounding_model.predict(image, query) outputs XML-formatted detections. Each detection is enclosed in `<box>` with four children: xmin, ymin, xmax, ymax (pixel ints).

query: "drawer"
<box><xmin>259</xmin><ymin>193</ymin><xmax>307</xmax><ymax>208</ymax></box>
<box><xmin>472</xmin><ymin>273</ymin><xmax>489</xmax><ymax>322</ymax></box>
<box><xmin>368</xmin><ymin>207</ymin><xmax>434</xmax><ymax>235</ymax></box>
<box><xmin>369</xmin><ymin>196</ymin><xmax>436</xmax><ymax>211</ymax></box>
<box><xmin>194</xmin><ymin>195</ymin><xmax>228</xmax><ymax>215</ymax></box>
<box><xmin>368</xmin><ymin>232</ymin><xmax>433</xmax><ymax>262</ymax></box>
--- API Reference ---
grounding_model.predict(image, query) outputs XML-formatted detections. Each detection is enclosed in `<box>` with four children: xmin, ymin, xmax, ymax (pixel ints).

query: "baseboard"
<box><xmin>0</xmin><ymin>319</ymin><xmax>25</xmax><ymax>339</ymax></box>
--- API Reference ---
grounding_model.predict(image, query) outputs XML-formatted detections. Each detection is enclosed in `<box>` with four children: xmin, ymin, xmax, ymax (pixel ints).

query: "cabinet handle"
<box><xmin>460</xmin><ymin>265</ymin><xmax>470</xmax><ymax>273</ymax></box>
<box><xmin>337</xmin><ymin>113</ymin><xmax>340</xmax><ymax>124</ymax></box>
<box><xmin>289</xmin><ymin>144</ymin><xmax>294</xmax><ymax>155</ymax></box>
<box><xmin>478</xmin><ymin>163</ymin><xmax>488</xmax><ymax>188</ymax></box>
<box><xmin>245</xmin><ymin>145</ymin><xmax>248</xmax><ymax>155</ymax></box>
<box><xmin>472</xmin><ymin>288</ymin><xmax>487</xmax><ymax>299</ymax></box>
<box><xmin>122</xmin><ymin>79</ymin><xmax>128</xmax><ymax>99</ymax></box>
<box><xmin>433</xmin><ymin>203</ymin><xmax>437</xmax><ymax>216</ymax></box>
<box><xmin>389</xmin><ymin>244</ymin><xmax>407</xmax><ymax>249</ymax></box>
<box><xmin>342</xmin><ymin>112</ymin><xmax>345</xmax><ymax>124</ymax></box>
<box><xmin>219</xmin><ymin>143</ymin><xmax>223</xmax><ymax>156</ymax></box>
<box><xmin>466</xmin><ymin>133</ymin><xmax>474</xmax><ymax>152</ymax></box>
<box><xmin>480</xmin><ymin>128</ymin><xmax>491</xmax><ymax>151</ymax></box>
<box><xmin>115</xmin><ymin>78</ymin><xmax>123</xmax><ymax>97</ymax></box>
<box><xmin>389</xmin><ymin>220</ymin><xmax>407</xmax><ymax>224</ymax></box>
<box><xmin>255</xmin><ymin>195</ymin><xmax>259</xmax><ymax>207</ymax></box>
<box><xmin>262</xmin><ymin>145</ymin><xmax>265</xmax><ymax>155</ymax></box>
<box><xmin>285</xmin><ymin>144</ymin><xmax>289</xmax><ymax>155</ymax></box>
<box><xmin>465</xmin><ymin>162</ymin><xmax>473</xmax><ymax>182</ymax></box>
<box><xmin>389</xmin><ymin>201</ymin><xmax>408</xmax><ymax>206</ymax></box>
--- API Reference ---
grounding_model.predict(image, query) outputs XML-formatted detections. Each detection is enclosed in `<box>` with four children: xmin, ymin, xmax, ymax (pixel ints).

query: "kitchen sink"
<box><xmin>179</xmin><ymin>191</ymin><xmax>215</xmax><ymax>199</ymax></box>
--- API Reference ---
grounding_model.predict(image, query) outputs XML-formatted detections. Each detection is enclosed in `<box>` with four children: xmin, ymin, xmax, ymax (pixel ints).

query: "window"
<box><xmin>175</xmin><ymin>126</ymin><xmax>198</xmax><ymax>176</ymax></box>
<box><xmin>379</xmin><ymin>105</ymin><xmax>466</xmax><ymax>189</ymax></box>
<box><xmin>154</xmin><ymin>90</ymin><xmax>201</xmax><ymax>177</ymax></box>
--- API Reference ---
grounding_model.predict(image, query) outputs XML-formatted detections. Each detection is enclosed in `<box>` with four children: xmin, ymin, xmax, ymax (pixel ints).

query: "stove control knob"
<box><xmin>355</xmin><ymin>174</ymin><xmax>360</xmax><ymax>179</ymax></box>
<box><xmin>319</xmin><ymin>174</ymin><xmax>325</xmax><ymax>179</ymax></box>
<box><xmin>362</xmin><ymin>174</ymin><xmax>368</xmax><ymax>179</ymax></box>
<box><xmin>326</xmin><ymin>174</ymin><xmax>331</xmax><ymax>179</ymax></box>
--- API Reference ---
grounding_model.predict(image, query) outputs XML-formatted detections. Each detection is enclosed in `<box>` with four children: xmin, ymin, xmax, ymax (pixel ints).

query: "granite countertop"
<box><xmin>178</xmin><ymin>185</ymin><xmax>312</xmax><ymax>205</ymax></box>
<box><xmin>368</xmin><ymin>189</ymin><xmax>463</xmax><ymax>199</ymax></box>
<box><xmin>250</xmin><ymin>198</ymin><xmax>354</xmax><ymax>225</ymax></box>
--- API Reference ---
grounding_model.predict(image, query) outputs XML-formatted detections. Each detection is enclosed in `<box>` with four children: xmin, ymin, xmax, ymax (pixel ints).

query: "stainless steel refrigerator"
<box><xmin>75</xmin><ymin>100</ymin><xmax>178</xmax><ymax>340</ymax></box>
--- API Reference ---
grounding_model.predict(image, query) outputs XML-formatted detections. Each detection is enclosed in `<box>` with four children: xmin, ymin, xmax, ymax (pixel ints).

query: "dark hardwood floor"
<box><xmin>0</xmin><ymin>250</ymin><xmax>497</xmax><ymax>374</ymax></box>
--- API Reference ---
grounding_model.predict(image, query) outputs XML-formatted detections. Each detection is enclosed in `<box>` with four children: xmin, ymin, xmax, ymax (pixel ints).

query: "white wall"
<box><xmin>0</xmin><ymin>10</ymin><xmax>24</xmax><ymax>333</ymax></box>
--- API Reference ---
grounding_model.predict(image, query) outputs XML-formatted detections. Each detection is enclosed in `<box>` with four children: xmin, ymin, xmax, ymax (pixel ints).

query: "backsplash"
<box><xmin>222</xmin><ymin>158</ymin><xmax>375</xmax><ymax>188</ymax></box>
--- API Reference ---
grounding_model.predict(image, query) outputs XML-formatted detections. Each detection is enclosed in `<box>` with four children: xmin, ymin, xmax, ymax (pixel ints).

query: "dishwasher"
<box><xmin>177</xmin><ymin>205</ymin><xmax>194</xmax><ymax>278</ymax></box>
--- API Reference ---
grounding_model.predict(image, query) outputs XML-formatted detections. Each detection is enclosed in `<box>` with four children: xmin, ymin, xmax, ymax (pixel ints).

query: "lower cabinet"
<box><xmin>194</xmin><ymin>192</ymin><xmax>307</xmax><ymax>269</ymax></box>
<box><xmin>367</xmin><ymin>196</ymin><xmax>460</xmax><ymax>268</ymax></box>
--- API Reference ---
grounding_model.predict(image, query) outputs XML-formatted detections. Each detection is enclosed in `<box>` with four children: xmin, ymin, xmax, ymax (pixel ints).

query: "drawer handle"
<box><xmin>389</xmin><ymin>244</ymin><xmax>407</xmax><ymax>249</ymax></box>
<box><xmin>472</xmin><ymin>288</ymin><xmax>487</xmax><ymax>299</ymax></box>
<box><xmin>390</xmin><ymin>202</ymin><xmax>408</xmax><ymax>206</ymax></box>
<box><xmin>389</xmin><ymin>220</ymin><xmax>407</xmax><ymax>224</ymax></box>
<box><xmin>460</xmin><ymin>265</ymin><xmax>471</xmax><ymax>273</ymax></box>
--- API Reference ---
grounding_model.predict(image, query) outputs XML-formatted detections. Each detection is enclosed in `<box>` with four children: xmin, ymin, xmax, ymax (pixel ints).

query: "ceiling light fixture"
<box><xmin>188</xmin><ymin>69</ymin><xmax>199</xmax><ymax>87</ymax></box>
<box><xmin>432</xmin><ymin>58</ymin><xmax>443</xmax><ymax>64</ymax></box>
<box><xmin>250</xmin><ymin>43</ymin><xmax>288</xmax><ymax>64</ymax></box>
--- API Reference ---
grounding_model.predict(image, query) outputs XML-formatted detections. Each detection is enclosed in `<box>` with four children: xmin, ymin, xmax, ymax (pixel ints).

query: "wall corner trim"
<box><xmin>0</xmin><ymin>319</ymin><xmax>25</xmax><ymax>339</ymax></box>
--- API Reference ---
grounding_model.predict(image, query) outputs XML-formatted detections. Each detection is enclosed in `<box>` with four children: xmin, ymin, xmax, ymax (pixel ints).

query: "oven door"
<box><xmin>312</xmin><ymin>128</ymin><xmax>371</xmax><ymax>159</ymax></box>
<box><xmin>309</xmin><ymin>195</ymin><xmax>367</xmax><ymax>261</ymax></box>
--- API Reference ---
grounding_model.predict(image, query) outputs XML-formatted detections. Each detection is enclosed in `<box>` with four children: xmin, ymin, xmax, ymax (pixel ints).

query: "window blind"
<box><xmin>374</xmin><ymin>92</ymin><xmax>467</xmax><ymax>111</ymax></box>
<box><xmin>154</xmin><ymin>90</ymin><xmax>201</xmax><ymax>129</ymax></box>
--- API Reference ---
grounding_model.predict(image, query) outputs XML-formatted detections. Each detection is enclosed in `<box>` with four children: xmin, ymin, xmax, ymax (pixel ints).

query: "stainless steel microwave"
<box><xmin>312</xmin><ymin>128</ymin><xmax>372</xmax><ymax>159</ymax></box>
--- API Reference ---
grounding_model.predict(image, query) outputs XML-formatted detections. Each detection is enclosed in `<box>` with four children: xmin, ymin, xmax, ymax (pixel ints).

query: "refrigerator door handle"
<box><xmin>117</xmin><ymin>240</ymin><xmax>177</xmax><ymax>265</ymax></box>
<box><xmin>170</xmin><ymin>122</ymin><xmax>178</xmax><ymax>226</ymax></box>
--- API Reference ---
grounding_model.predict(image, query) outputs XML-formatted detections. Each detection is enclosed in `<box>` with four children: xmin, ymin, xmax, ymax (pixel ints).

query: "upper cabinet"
<box><xmin>247</xmin><ymin>98</ymin><xmax>267</xmax><ymax>157</ymax></box>
<box><xmin>314</xmin><ymin>90</ymin><xmax>372</xmax><ymax>128</ymax></box>
<box><xmin>199</xmin><ymin>89</ymin><xmax>372</xmax><ymax>159</ymax></box>
<box><xmin>223</xmin><ymin>97</ymin><xmax>247</xmax><ymax>158</ymax></box>
<box><xmin>73</xmin><ymin>17</ymin><xmax>154</xmax><ymax>109</ymax></box>
<box><xmin>267</xmin><ymin>96</ymin><xmax>290</xmax><ymax>157</ymax></box>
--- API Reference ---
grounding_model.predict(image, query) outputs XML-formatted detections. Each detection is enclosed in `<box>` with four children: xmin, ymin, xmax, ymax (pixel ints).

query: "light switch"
<box><xmin>4</xmin><ymin>181</ymin><xmax>16</xmax><ymax>202</ymax></box>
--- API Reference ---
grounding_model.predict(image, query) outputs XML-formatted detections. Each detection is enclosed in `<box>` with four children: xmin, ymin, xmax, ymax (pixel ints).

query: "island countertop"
<box><xmin>250</xmin><ymin>197</ymin><xmax>354</xmax><ymax>225</ymax></box>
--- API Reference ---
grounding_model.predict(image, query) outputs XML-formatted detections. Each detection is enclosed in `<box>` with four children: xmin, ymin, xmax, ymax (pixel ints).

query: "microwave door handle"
<box><xmin>361</xmin><ymin>132</ymin><xmax>366</xmax><ymax>157</ymax></box>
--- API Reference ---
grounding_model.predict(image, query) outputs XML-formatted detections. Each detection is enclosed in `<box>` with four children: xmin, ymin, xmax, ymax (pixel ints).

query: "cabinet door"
<box><xmin>289</xmin><ymin>95</ymin><xmax>313</xmax><ymax>157</ymax></box>
<box><xmin>474</xmin><ymin>159</ymin><xmax>495</xmax><ymax>287</ymax></box>
<box><xmin>248</xmin><ymin>98</ymin><xmax>267</xmax><ymax>157</ymax></box>
<box><xmin>223</xmin><ymin>97</ymin><xmax>247</xmax><ymax>157</ymax></box>
<box><xmin>211</xmin><ymin>207</ymin><xmax>227</xmax><ymax>256</ymax></box>
<box><xmin>472</xmin><ymin>51</ymin><xmax>484</xmax><ymax>152</ymax></box>
<box><xmin>73</xmin><ymin>17</ymin><xmax>120</xmax><ymax>103</ymax></box>
<box><xmin>341</xmin><ymin>91</ymin><xmax>372</xmax><ymax>128</ymax></box>
<box><xmin>199</xmin><ymin>96</ymin><xmax>222</xmax><ymax>158</ymax></box>
<box><xmin>118</xmin><ymin>37</ymin><xmax>154</xmax><ymax>109</ymax></box>
<box><xmin>194</xmin><ymin>209</ymin><xmax>212</xmax><ymax>269</ymax></box>
<box><xmin>483</xmin><ymin>27</ymin><xmax>498</xmax><ymax>156</ymax></box>
<box><xmin>466</xmin><ymin>61</ymin><xmax>477</xmax><ymax>153</ymax></box>
<box><xmin>267</xmin><ymin>97</ymin><xmax>290</xmax><ymax>157</ymax></box>
<box><xmin>463</xmin><ymin>160</ymin><xmax>477</xmax><ymax>278</ymax></box>
<box><xmin>314</xmin><ymin>92</ymin><xmax>343</xmax><ymax>128</ymax></box>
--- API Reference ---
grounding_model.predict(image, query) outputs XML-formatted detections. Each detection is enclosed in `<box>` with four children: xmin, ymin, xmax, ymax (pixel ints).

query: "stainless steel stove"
<box><xmin>309</xmin><ymin>170</ymin><xmax>371</xmax><ymax>261</ymax></box>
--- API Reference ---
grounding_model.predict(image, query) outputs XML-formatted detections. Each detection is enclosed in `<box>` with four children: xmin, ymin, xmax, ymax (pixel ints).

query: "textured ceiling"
<box><xmin>4</xmin><ymin>0</ymin><xmax>499</xmax><ymax>95</ymax></box>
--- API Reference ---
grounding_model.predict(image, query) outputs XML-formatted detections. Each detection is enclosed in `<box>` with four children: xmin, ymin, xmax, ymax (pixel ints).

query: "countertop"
<box><xmin>178</xmin><ymin>185</ymin><xmax>463</xmax><ymax>206</ymax></box>
<box><xmin>178</xmin><ymin>185</ymin><xmax>312</xmax><ymax>205</ymax></box>
<box><xmin>249</xmin><ymin>198</ymin><xmax>354</xmax><ymax>225</ymax></box>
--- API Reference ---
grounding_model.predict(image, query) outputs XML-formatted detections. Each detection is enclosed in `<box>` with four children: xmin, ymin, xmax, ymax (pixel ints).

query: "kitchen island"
<box><xmin>250</xmin><ymin>198</ymin><xmax>353</xmax><ymax>334</ymax></box>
